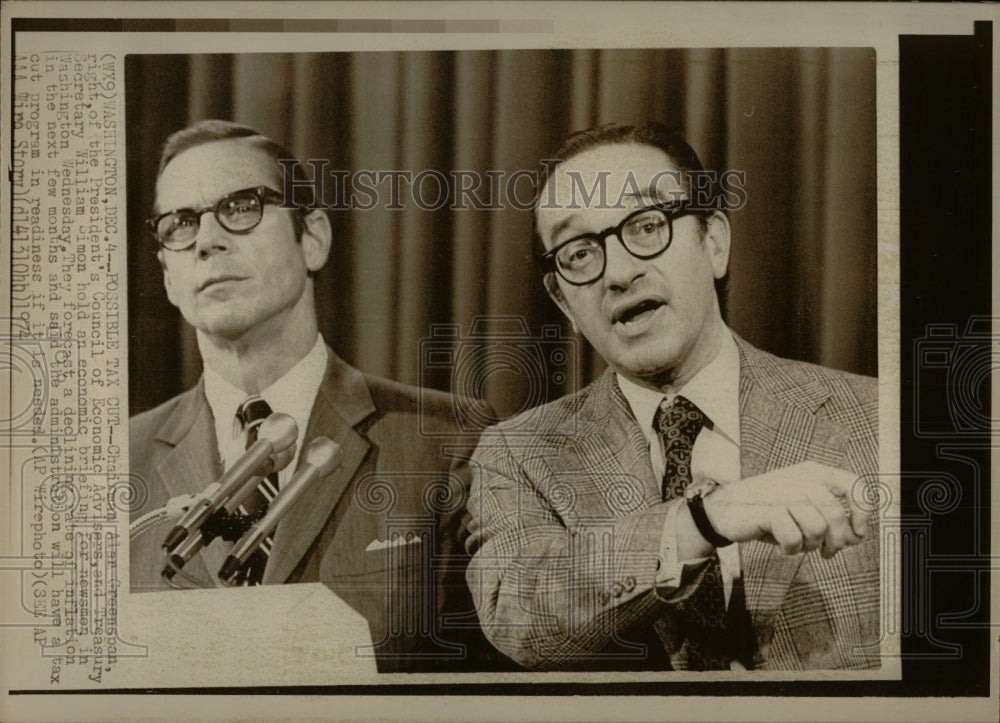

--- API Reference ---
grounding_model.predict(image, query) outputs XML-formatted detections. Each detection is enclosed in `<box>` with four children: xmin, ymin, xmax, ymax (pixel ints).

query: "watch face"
<box><xmin>685</xmin><ymin>477</ymin><xmax>718</xmax><ymax>500</ymax></box>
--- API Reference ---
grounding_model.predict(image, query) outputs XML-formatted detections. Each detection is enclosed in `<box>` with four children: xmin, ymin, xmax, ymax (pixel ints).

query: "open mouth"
<box><xmin>613</xmin><ymin>298</ymin><xmax>665</xmax><ymax>327</ymax></box>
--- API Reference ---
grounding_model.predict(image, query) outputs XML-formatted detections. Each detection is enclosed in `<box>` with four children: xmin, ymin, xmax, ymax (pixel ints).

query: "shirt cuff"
<box><xmin>654</xmin><ymin>498</ymin><xmax>711</xmax><ymax>598</ymax></box>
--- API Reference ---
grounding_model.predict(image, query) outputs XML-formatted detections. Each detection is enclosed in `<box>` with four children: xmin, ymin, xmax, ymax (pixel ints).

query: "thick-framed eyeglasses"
<box><xmin>538</xmin><ymin>202</ymin><xmax>700</xmax><ymax>286</ymax></box>
<box><xmin>146</xmin><ymin>186</ymin><xmax>287</xmax><ymax>251</ymax></box>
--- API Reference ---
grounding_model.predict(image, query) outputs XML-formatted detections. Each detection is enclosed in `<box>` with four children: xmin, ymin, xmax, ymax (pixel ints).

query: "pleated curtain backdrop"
<box><xmin>126</xmin><ymin>48</ymin><xmax>876</xmax><ymax>419</ymax></box>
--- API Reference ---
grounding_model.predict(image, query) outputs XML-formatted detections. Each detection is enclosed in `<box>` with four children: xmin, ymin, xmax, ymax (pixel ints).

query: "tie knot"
<box><xmin>237</xmin><ymin>395</ymin><xmax>273</xmax><ymax>428</ymax></box>
<box><xmin>654</xmin><ymin>394</ymin><xmax>706</xmax><ymax>442</ymax></box>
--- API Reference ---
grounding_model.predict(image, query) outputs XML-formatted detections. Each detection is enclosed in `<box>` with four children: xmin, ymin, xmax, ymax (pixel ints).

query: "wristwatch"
<box><xmin>684</xmin><ymin>477</ymin><xmax>734</xmax><ymax>548</ymax></box>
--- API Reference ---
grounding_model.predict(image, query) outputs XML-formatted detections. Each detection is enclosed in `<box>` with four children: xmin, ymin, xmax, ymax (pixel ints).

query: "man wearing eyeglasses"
<box><xmin>465</xmin><ymin>123</ymin><xmax>880</xmax><ymax>671</ymax></box>
<box><xmin>129</xmin><ymin>119</ymin><xmax>504</xmax><ymax>673</ymax></box>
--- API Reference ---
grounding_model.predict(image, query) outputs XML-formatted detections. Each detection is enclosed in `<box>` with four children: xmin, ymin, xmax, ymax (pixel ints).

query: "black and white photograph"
<box><xmin>124</xmin><ymin>46</ymin><xmax>880</xmax><ymax>676</ymax></box>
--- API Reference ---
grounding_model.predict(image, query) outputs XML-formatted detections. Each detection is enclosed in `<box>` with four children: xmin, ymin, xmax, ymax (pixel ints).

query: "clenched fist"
<box><xmin>700</xmin><ymin>461</ymin><xmax>870</xmax><ymax>557</ymax></box>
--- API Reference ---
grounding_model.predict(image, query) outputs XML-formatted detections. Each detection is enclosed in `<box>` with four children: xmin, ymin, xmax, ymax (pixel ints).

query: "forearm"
<box><xmin>465</xmin><ymin>434</ymin><xmax>707</xmax><ymax>669</ymax></box>
<box><xmin>467</xmin><ymin>506</ymin><xmax>672</xmax><ymax>669</ymax></box>
<box><xmin>673</xmin><ymin>499</ymin><xmax>717</xmax><ymax>561</ymax></box>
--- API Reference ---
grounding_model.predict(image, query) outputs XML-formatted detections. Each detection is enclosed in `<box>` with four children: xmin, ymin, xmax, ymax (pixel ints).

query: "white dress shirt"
<box><xmin>616</xmin><ymin>324</ymin><xmax>742</xmax><ymax>605</ymax></box>
<box><xmin>203</xmin><ymin>334</ymin><xmax>329</xmax><ymax>487</ymax></box>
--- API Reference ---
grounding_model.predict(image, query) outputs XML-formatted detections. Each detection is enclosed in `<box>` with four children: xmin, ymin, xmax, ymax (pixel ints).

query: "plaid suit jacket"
<box><xmin>466</xmin><ymin>332</ymin><xmax>880</xmax><ymax>670</ymax></box>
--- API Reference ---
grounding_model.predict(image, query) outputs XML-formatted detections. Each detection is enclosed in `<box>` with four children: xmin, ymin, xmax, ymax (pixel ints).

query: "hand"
<box><xmin>702</xmin><ymin>461</ymin><xmax>870</xmax><ymax>557</ymax></box>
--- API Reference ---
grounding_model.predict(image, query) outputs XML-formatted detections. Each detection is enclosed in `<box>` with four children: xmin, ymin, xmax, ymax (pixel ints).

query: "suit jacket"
<box><xmin>466</xmin><ymin>333</ymin><xmax>880</xmax><ymax>671</ymax></box>
<box><xmin>130</xmin><ymin>348</ymin><xmax>510</xmax><ymax>673</ymax></box>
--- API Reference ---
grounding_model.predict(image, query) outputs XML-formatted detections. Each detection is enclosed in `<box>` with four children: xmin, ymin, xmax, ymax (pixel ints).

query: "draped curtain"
<box><xmin>126</xmin><ymin>48</ymin><xmax>876</xmax><ymax>418</ymax></box>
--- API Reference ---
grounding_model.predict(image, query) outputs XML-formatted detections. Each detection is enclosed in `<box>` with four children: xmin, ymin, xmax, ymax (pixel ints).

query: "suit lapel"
<box><xmin>545</xmin><ymin>370</ymin><xmax>661</xmax><ymax>521</ymax></box>
<box><xmin>732</xmin><ymin>335</ymin><xmax>852</xmax><ymax>632</ymax></box>
<box><xmin>151</xmin><ymin>379</ymin><xmax>227</xmax><ymax>585</ymax></box>
<box><xmin>263</xmin><ymin>351</ymin><xmax>375</xmax><ymax>584</ymax></box>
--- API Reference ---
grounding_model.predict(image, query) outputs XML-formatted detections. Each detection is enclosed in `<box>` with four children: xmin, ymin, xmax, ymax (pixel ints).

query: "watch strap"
<box><xmin>687</xmin><ymin>492</ymin><xmax>734</xmax><ymax>548</ymax></box>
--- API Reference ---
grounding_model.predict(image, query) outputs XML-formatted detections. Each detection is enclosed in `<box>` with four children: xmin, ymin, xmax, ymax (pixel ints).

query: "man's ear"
<box><xmin>158</xmin><ymin>250</ymin><xmax>179</xmax><ymax>308</ymax></box>
<box><xmin>543</xmin><ymin>272</ymin><xmax>579</xmax><ymax>333</ymax></box>
<box><xmin>703</xmin><ymin>211</ymin><xmax>731</xmax><ymax>280</ymax></box>
<box><xmin>300</xmin><ymin>209</ymin><xmax>333</xmax><ymax>272</ymax></box>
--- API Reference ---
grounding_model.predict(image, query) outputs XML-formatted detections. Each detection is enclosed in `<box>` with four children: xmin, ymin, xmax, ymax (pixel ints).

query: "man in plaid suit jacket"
<box><xmin>466</xmin><ymin>123</ymin><xmax>880</xmax><ymax>671</ymax></box>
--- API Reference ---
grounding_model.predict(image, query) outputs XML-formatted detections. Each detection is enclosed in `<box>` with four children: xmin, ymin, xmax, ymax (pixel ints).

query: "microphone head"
<box><xmin>257</xmin><ymin>413</ymin><xmax>298</xmax><ymax>452</ymax></box>
<box><xmin>302</xmin><ymin>437</ymin><xmax>342</xmax><ymax>476</ymax></box>
<box><xmin>270</xmin><ymin>443</ymin><xmax>297</xmax><ymax>474</ymax></box>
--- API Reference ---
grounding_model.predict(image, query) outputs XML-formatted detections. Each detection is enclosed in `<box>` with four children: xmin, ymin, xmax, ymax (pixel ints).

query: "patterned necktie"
<box><xmin>654</xmin><ymin>395</ymin><xmax>730</xmax><ymax>670</ymax></box>
<box><xmin>233</xmin><ymin>395</ymin><xmax>279</xmax><ymax>585</ymax></box>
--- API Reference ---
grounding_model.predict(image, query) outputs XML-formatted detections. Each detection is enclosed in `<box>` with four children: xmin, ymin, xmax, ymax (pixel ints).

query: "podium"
<box><xmin>117</xmin><ymin>583</ymin><xmax>378</xmax><ymax>686</ymax></box>
<box><xmin>124</xmin><ymin>506</ymin><xmax>378</xmax><ymax>686</ymax></box>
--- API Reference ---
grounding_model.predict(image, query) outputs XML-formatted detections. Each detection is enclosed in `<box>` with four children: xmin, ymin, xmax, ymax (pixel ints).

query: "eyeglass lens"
<box><xmin>156</xmin><ymin>190</ymin><xmax>265</xmax><ymax>248</ymax></box>
<box><xmin>555</xmin><ymin>208</ymin><xmax>671</xmax><ymax>283</ymax></box>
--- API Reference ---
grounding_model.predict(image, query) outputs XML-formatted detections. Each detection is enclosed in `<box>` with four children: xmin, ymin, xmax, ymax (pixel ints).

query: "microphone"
<box><xmin>161</xmin><ymin>413</ymin><xmax>298</xmax><ymax>553</ymax></box>
<box><xmin>218</xmin><ymin>436</ymin><xmax>342</xmax><ymax>584</ymax></box>
<box><xmin>161</xmin><ymin>445</ymin><xmax>298</xmax><ymax>583</ymax></box>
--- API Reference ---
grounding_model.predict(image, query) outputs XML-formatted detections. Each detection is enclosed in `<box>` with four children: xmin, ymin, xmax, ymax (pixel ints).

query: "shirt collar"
<box><xmin>203</xmin><ymin>334</ymin><xmax>329</xmax><ymax>451</ymax></box>
<box><xmin>616</xmin><ymin>325</ymin><xmax>740</xmax><ymax>446</ymax></box>
<box><xmin>204</xmin><ymin>360</ymin><xmax>250</xmax><ymax>449</ymax></box>
<box><xmin>259</xmin><ymin>334</ymin><xmax>329</xmax><ymax>432</ymax></box>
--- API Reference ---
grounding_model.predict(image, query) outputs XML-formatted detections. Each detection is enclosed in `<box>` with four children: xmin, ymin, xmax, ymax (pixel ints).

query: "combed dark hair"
<box><xmin>532</xmin><ymin>122</ymin><xmax>728</xmax><ymax>307</ymax></box>
<box><xmin>155</xmin><ymin>119</ymin><xmax>321</xmax><ymax>243</ymax></box>
<box><xmin>533</xmin><ymin>122</ymin><xmax>716</xmax><ymax>256</ymax></box>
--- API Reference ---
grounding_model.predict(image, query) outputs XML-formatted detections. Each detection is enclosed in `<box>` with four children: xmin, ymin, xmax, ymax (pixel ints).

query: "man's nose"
<box><xmin>194</xmin><ymin>212</ymin><xmax>232</xmax><ymax>258</ymax></box>
<box><xmin>602</xmin><ymin>234</ymin><xmax>644</xmax><ymax>290</ymax></box>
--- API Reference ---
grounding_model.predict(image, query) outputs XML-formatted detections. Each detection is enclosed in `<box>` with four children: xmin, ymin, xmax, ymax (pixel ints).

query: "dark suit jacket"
<box><xmin>466</xmin><ymin>333</ymin><xmax>880</xmax><ymax>670</ymax></box>
<box><xmin>130</xmin><ymin>348</ymin><xmax>508</xmax><ymax>673</ymax></box>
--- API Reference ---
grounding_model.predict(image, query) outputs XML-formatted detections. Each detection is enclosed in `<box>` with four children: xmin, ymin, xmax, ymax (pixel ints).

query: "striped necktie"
<box><xmin>233</xmin><ymin>395</ymin><xmax>279</xmax><ymax>585</ymax></box>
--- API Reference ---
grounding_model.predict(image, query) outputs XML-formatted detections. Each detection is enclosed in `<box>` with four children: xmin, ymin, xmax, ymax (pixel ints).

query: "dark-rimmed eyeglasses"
<box><xmin>146</xmin><ymin>186</ymin><xmax>287</xmax><ymax>251</ymax></box>
<box><xmin>537</xmin><ymin>202</ymin><xmax>700</xmax><ymax>286</ymax></box>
